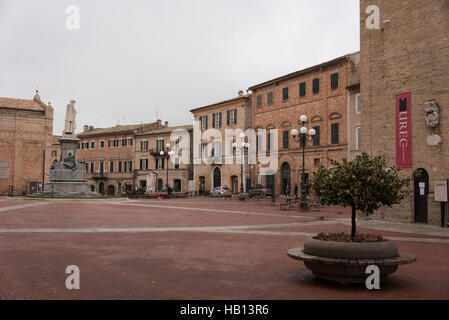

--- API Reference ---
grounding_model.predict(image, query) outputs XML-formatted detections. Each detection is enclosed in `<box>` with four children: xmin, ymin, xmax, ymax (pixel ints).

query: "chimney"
<box><xmin>238</xmin><ymin>90</ymin><xmax>244</xmax><ymax>97</ymax></box>
<box><xmin>89</xmin><ymin>126</ymin><xmax>94</xmax><ymax>131</ymax></box>
<box><xmin>164</xmin><ymin>121</ymin><xmax>168</xmax><ymax>128</ymax></box>
<box><xmin>157</xmin><ymin>119</ymin><xmax>162</xmax><ymax>127</ymax></box>
<box><xmin>83</xmin><ymin>125</ymin><xmax>89</xmax><ymax>132</ymax></box>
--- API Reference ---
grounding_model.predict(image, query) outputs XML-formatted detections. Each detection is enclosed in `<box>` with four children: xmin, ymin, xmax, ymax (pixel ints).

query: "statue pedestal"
<box><xmin>34</xmin><ymin>135</ymin><xmax>99</xmax><ymax>197</ymax></box>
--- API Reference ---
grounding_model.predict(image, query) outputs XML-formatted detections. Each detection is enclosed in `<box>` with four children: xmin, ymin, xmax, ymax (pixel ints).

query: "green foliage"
<box><xmin>314</xmin><ymin>232</ymin><xmax>385</xmax><ymax>243</ymax></box>
<box><xmin>313</xmin><ymin>152</ymin><xmax>410</xmax><ymax>216</ymax></box>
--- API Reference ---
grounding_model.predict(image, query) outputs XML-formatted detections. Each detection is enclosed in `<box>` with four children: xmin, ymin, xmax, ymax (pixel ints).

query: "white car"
<box><xmin>209</xmin><ymin>187</ymin><xmax>232</xmax><ymax>198</ymax></box>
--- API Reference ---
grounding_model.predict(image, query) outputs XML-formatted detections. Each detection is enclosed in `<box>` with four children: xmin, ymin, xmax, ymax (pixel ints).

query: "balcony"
<box><xmin>149</xmin><ymin>148</ymin><xmax>164</xmax><ymax>156</ymax></box>
<box><xmin>91</xmin><ymin>172</ymin><xmax>107</xmax><ymax>180</ymax></box>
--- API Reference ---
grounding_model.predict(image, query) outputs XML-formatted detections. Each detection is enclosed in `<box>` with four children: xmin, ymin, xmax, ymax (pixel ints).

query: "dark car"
<box><xmin>249</xmin><ymin>184</ymin><xmax>273</xmax><ymax>198</ymax></box>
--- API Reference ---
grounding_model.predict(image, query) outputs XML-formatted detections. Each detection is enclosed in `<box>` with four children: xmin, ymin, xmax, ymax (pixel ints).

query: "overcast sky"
<box><xmin>0</xmin><ymin>0</ymin><xmax>360</xmax><ymax>134</ymax></box>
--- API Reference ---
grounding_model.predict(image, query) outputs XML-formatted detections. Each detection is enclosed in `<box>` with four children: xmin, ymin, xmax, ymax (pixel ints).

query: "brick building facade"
<box><xmin>360</xmin><ymin>0</ymin><xmax>449</xmax><ymax>226</ymax></box>
<box><xmin>0</xmin><ymin>91</ymin><xmax>53</xmax><ymax>195</ymax></box>
<box><xmin>77</xmin><ymin>121</ymin><xmax>163</xmax><ymax>195</ymax></box>
<box><xmin>191</xmin><ymin>92</ymin><xmax>252</xmax><ymax>194</ymax></box>
<box><xmin>134</xmin><ymin>125</ymin><xmax>193</xmax><ymax>192</ymax></box>
<box><xmin>249</xmin><ymin>53</ymin><xmax>359</xmax><ymax>196</ymax></box>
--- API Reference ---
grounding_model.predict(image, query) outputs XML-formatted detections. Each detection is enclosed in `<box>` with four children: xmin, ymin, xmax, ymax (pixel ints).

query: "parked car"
<box><xmin>209</xmin><ymin>186</ymin><xmax>232</xmax><ymax>198</ymax></box>
<box><xmin>249</xmin><ymin>184</ymin><xmax>273</xmax><ymax>198</ymax></box>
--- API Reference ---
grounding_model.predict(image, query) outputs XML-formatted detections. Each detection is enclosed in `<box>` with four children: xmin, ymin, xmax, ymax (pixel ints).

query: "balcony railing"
<box><xmin>91</xmin><ymin>172</ymin><xmax>107</xmax><ymax>180</ymax></box>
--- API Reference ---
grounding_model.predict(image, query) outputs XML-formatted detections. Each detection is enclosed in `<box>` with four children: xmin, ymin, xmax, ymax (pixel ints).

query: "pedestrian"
<box><xmin>285</xmin><ymin>184</ymin><xmax>291</xmax><ymax>197</ymax></box>
<box><xmin>294</xmin><ymin>184</ymin><xmax>299</xmax><ymax>198</ymax></box>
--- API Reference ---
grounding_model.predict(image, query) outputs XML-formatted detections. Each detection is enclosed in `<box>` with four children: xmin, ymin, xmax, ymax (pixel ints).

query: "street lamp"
<box><xmin>233</xmin><ymin>133</ymin><xmax>250</xmax><ymax>193</ymax></box>
<box><xmin>291</xmin><ymin>115</ymin><xmax>316</xmax><ymax>209</ymax></box>
<box><xmin>159</xmin><ymin>143</ymin><xmax>175</xmax><ymax>192</ymax></box>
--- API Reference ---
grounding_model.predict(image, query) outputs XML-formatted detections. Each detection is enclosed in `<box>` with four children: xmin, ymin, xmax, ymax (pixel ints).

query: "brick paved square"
<box><xmin>0</xmin><ymin>197</ymin><xmax>448</xmax><ymax>299</ymax></box>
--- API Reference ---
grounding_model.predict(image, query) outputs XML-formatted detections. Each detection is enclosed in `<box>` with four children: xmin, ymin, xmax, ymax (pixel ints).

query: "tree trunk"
<box><xmin>351</xmin><ymin>206</ymin><xmax>357</xmax><ymax>240</ymax></box>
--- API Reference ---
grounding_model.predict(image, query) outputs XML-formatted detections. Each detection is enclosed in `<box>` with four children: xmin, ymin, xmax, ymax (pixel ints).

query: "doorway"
<box><xmin>281</xmin><ymin>162</ymin><xmax>291</xmax><ymax>195</ymax></box>
<box><xmin>231</xmin><ymin>176</ymin><xmax>238</xmax><ymax>194</ymax></box>
<box><xmin>174</xmin><ymin>179</ymin><xmax>181</xmax><ymax>192</ymax></box>
<box><xmin>107</xmin><ymin>185</ymin><xmax>115</xmax><ymax>196</ymax></box>
<box><xmin>99</xmin><ymin>182</ymin><xmax>104</xmax><ymax>195</ymax></box>
<box><xmin>213</xmin><ymin>167</ymin><xmax>221</xmax><ymax>188</ymax></box>
<box><xmin>414</xmin><ymin>168</ymin><xmax>429</xmax><ymax>223</ymax></box>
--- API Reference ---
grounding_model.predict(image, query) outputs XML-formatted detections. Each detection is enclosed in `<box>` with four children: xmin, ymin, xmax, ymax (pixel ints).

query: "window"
<box><xmin>156</xmin><ymin>158</ymin><xmax>164</xmax><ymax>169</ymax></box>
<box><xmin>314</xmin><ymin>158</ymin><xmax>321</xmax><ymax>167</ymax></box>
<box><xmin>331</xmin><ymin>73</ymin><xmax>339</xmax><ymax>89</ymax></box>
<box><xmin>127</xmin><ymin>138</ymin><xmax>133</xmax><ymax>146</ymax></box>
<box><xmin>109</xmin><ymin>161</ymin><xmax>114</xmax><ymax>173</ymax></box>
<box><xmin>118</xmin><ymin>161</ymin><xmax>123</xmax><ymax>173</ymax></box>
<box><xmin>256</xmin><ymin>95</ymin><xmax>262</xmax><ymax>108</ymax></box>
<box><xmin>356</xmin><ymin>93</ymin><xmax>361</xmax><ymax>114</ymax></box>
<box><xmin>156</xmin><ymin>139</ymin><xmax>164</xmax><ymax>152</ymax></box>
<box><xmin>99</xmin><ymin>161</ymin><xmax>104</xmax><ymax>173</ymax></box>
<box><xmin>125</xmin><ymin>161</ymin><xmax>132</xmax><ymax>172</ymax></box>
<box><xmin>90</xmin><ymin>162</ymin><xmax>94</xmax><ymax>173</ymax></box>
<box><xmin>331</xmin><ymin>123</ymin><xmax>340</xmax><ymax>145</ymax></box>
<box><xmin>299</xmin><ymin>82</ymin><xmax>306</xmax><ymax>97</ymax></box>
<box><xmin>356</xmin><ymin>127</ymin><xmax>362</xmax><ymax>150</ymax></box>
<box><xmin>282</xmin><ymin>87</ymin><xmax>289</xmax><ymax>101</ymax></box>
<box><xmin>82</xmin><ymin>142</ymin><xmax>89</xmax><ymax>150</ymax></box>
<box><xmin>90</xmin><ymin>141</ymin><xmax>95</xmax><ymax>149</ymax></box>
<box><xmin>257</xmin><ymin>134</ymin><xmax>262</xmax><ymax>153</ymax></box>
<box><xmin>213</xmin><ymin>141</ymin><xmax>222</xmax><ymax>157</ymax></box>
<box><xmin>212</xmin><ymin>112</ymin><xmax>222</xmax><ymax>128</ymax></box>
<box><xmin>52</xmin><ymin>150</ymin><xmax>57</xmax><ymax>157</ymax></box>
<box><xmin>267</xmin><ymin>133</ymin><xmax>273</xmax><ymax>151</ymax></box>
<box><xmin>141</xmin><ymin>140</ymin><xmax>148</xmax><ymax>151</ymax></box>
<box><xmin>100</xmin><ymin>141</ymin><xmax>105</xmax><ymax>148</ymax></box>
<box><xmin>267</xmin><ymin>92</ymin><xmax>273</xmax><ymax>106</ymax></box>
<box><xmin>313</xmin><ymin>79</ymin><xmax>320</xmax><ymax>93</ymax></box>
<box><xmin>313</xmin><ymin>126</ymin><xmax>320</xmax><ymax>146</ymax></box>
<box><xmin>283</xmin><ymin>131</ymin><xmax>289</xmax><ymax>149</ymax></box>
<box><xmin>199</xmin><ymin>115</ymin><xmax>208</xmax><ymax>130</ymax></box>
<box><xmin>140</xmin><ymin>159</ymin><xmax>148</xmax><ymax>170</ymax></box>
<box><xmin>227</xmin><ymin>109</ymin><xmax>237</xmax><ymax>125</ymax></box>
<box><xmin>174</xmin><ymin>157</ymin><xmax>180</xmax><ymax>170</ymax></box>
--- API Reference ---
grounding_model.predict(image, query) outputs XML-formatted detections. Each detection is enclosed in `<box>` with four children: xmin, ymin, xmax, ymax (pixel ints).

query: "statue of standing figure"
<box><xmin>63</xmin><ymin>100</ymin><xmax>77</xmax><ymax>136</ymax></box>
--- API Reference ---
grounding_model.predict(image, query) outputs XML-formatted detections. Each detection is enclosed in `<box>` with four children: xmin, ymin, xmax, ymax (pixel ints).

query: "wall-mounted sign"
<box><xmin>396</xmin><ymin>92</ymin><xmax>412</xmax><ymax>168</ymax></box>
<box><xmin>435</xmin><ymin>180</ymin><xmax>448</xmax><ymax>202</ymax></box>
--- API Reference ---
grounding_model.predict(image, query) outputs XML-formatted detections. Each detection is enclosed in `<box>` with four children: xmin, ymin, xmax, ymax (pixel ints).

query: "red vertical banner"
<box><xmin>396</xmin><ymin>92</ymin><xmax>412</xmax><ymax>168</ymax></box>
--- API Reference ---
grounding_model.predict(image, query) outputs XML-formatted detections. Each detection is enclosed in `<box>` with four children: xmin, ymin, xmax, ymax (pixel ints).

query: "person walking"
<box><xmin>285</xmin><ymin>184</ymin><xmax>291</xmax><ymax>198</ymax></box>
<box><xmin>294</xmin><ymin>184</ymin><xmax>299</xmax><ymax>198</ymax></box>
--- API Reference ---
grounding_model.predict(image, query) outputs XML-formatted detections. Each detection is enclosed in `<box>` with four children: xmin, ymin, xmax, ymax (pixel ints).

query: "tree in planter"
<box><xmin>312</xmin><ymin>152</ymin><xmax>410</xmax><ymax>240</ymax></box>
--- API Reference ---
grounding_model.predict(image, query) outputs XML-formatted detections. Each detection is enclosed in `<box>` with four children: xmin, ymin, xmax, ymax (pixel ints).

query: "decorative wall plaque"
<box><xmin>424</xmin><ymin>101</ymin><xmax>440</xmax><ymax>128</ymax></box>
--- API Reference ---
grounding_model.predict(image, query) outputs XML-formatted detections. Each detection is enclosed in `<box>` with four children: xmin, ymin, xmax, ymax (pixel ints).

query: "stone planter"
<box><xmin>288</xmin><ymin>238</ymin><xmax>417</xmax><ymax>284</ymax></box>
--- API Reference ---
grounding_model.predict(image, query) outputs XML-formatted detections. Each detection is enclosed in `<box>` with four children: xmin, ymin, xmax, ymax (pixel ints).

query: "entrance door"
<box><xmin>213</xmin><ymin>167</ymin><xmax>221</xmax><ymax>188</ymax></box>
<box><xmin>99</xmin><ymin>182</ymin><xmax>105</xmax><ymax>195</ymax></box>
<box><xmin>199</xmin><ymin>176</ymin><xmax>205</xmax><ymax>195</ymax></box>
<box><xmin>281</xmin><ymin>163</ymin><xmax>291</xmax><ymax>195</ymax></box>
<box><xmin>107</xmin><ymin>185</ymin><xmax>115</xmax><ymax>196</ymax></box>
<box><xmin>414</xmin><ymin>169</ymin><xmax>429</xmax><ymax>223</ymax></box>
<box><xmin>174</xmin><ymin>179</ymin><xmax>181</xmax><ymax>192</ymax></box>
<box><xmin>231</xmin><ymin>176</ymin><xmax>238</xmax><ymax>194</ymax></box>
<box><xmin>157</xmin><ymin>179</ymin><xmax>163</xmax><ymax>190</ymax></box>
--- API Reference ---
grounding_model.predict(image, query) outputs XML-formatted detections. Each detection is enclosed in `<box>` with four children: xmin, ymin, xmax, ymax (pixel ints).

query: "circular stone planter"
<box><xmin>288</xmin><ymin>238</ymin><xmax>417</xmax><ymax>284</ymax></box>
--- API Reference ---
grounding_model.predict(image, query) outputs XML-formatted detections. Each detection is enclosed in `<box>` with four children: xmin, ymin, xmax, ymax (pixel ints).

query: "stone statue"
<box><xmin>64</xmin><ymin>100</ymin><xmax>77</xmax><ymax>135</ymax></box>
<box><xmin>425</xmin><ymin>101</ymin><xmax>440</xmax><ymax>128</ymax></box>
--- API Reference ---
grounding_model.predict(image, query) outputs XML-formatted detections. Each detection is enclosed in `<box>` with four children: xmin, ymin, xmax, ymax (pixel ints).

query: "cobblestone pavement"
<box><xmin>0</xmin><ymin>197</ymin><xmax>448</xmax><ymax>300</ymax></box>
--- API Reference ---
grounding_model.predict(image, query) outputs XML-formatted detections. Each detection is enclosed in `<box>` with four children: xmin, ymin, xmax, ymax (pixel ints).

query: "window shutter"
<box><xmin>283</xmin><ymin>131</ymin><xmax>289</xmax><ymax>149</ymax></box>
<box><xmin>212</xmin><ymin>113</ymin><xmax>216</xmax><ymax>128</ymax></box>
<box><xmin>219</xmin><ymin>112</ymin><xmax>222</xmax><ymax>127</ymax></box>
<box><xmin>313</xmin><ymin>126</ymin><xmax>320</xmax><ymax>146</ymax></box>
<box><xmin>313</xmin><ymin>79</ymin><xmax>320</xmax><ymax>93</ymax></box>
<box><xmin>205</xmin><ymin>115</ymin><xmax>208</xmax><ymax>129</ymax></box>
<box><xmin>234</xmin><ymin>109</ymin><xmax>237</xmax><ymax>124</ymax></box>
<box><xmin>331</xmin><ymin>123</ymin><xmax>339</xmax><ymax>145</ymax></box>
<box><xmin>331</xmin><ymin>73</ymin><xmax>339</xmax><ymax>89</ymax></box>
<box><xmin>300</xmin><ymin>82</ymin><xmax>306</xmax><ymax>97</ymax></box>
<box><xmin>227</xmin><ymin>110</ymin><xmax>230</xmax><ymax>125</ymax></box>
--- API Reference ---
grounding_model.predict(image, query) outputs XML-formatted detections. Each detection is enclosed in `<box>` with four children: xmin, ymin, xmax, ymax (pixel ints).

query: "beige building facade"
<box><xmin>134</xmin><ymin>125</ymin><xmax>193</xmax><ymax>192</ymax></box>
<box><xmin>191</xmin><ymin>92</ymin><xmax>252</xmax><ymax>194</ymax></box>
<box><xmin>360</xmin><ymin>0</ymin><xmax>449</xmax><ymax>226</ymax></box>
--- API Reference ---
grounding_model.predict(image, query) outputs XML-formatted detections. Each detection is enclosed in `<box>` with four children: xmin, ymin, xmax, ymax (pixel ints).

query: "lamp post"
<box><xmin>159</xmin><ymin>143</ymin><xmax>175</xmax><ymax>192</ymax></box>
<box><xmin>233</xmin><ymin>133</ymin><xmax>250</xmax><ymax>194</ymax></box>
<box><xmin>291</xmin><ymin>115</ymin><xmax>316</xmax><ymax>209</ymax></box>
